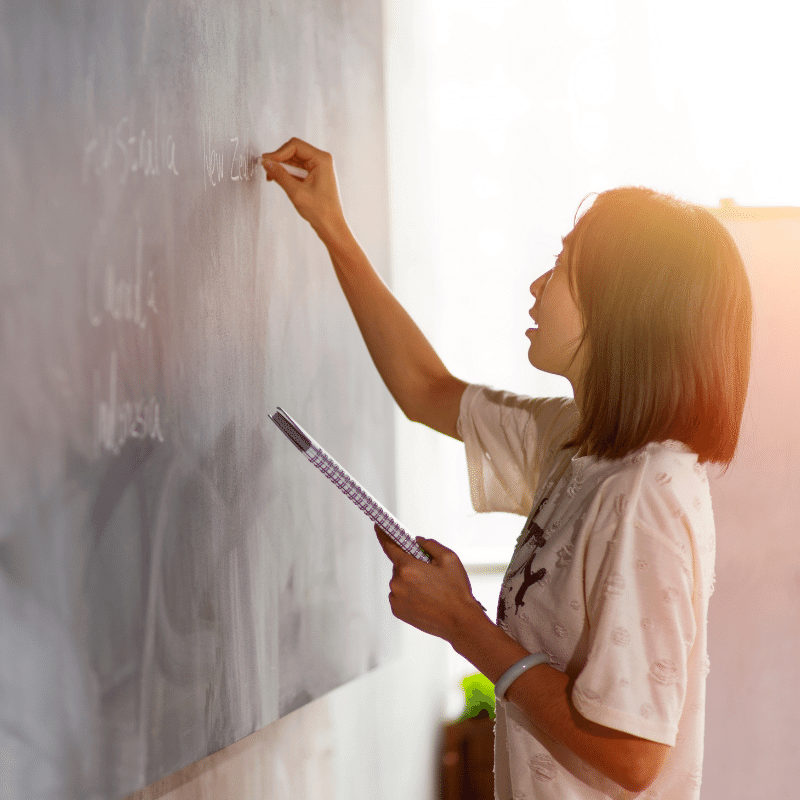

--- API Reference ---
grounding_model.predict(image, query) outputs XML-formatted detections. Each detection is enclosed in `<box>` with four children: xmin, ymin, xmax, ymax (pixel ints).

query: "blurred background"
<box><xmin>385</xmin><ymin>0</ymin><xmax>799</xmax><ymax>797</ymax></box>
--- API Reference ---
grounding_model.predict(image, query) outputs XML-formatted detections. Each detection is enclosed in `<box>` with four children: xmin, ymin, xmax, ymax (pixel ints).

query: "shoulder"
<box><xmin>462</xmin><ymin>384</ymin><xmax>577</xmax><ymax>420</ymax></box>
<box><xmin>460</xmin><ymin>384</ymin><xmax>578</xmax><ymax>431</ymax></box>
<box><xmin>593</xmin><ymin>441</ymin><xmax>710</xmax><ymax>558</ymax></box>
<box><xmin>457</xmin><ymin>386</ymin><xmax>581</xmax><ymax>515</ymax></box>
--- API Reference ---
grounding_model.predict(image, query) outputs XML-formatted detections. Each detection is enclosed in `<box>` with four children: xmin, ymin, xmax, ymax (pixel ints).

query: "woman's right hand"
<box><xmin>261</xmin><ymin>138</ymin><xmax>348</xmax><ymax>245</ymax></box>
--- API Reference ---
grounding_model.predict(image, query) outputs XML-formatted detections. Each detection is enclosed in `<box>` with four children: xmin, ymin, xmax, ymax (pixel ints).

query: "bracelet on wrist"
<box><xmin>494</xmin><ymin>651</ymin><xmax>551</xmax><ymax>702</ymax></box>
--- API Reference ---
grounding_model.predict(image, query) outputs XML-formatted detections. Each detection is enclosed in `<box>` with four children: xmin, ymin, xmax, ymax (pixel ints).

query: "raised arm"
<box><xmin>262</xmin><ymin>138</ymin><xmax>467</xmax><ymax>440</ymax></box>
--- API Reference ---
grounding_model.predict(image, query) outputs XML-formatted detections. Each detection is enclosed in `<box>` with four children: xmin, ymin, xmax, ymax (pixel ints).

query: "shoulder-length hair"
<box><xmin>562</xmin><ymin>187</ymin><xmax>752</xmax><ymax>469</ymax></box>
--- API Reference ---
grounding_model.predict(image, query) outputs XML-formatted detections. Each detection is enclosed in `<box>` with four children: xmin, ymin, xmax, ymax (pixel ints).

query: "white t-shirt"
<box><xmin>457</xmin><ymin>384</ymin><xmax>715</xmax><ymax>800</ymax></box>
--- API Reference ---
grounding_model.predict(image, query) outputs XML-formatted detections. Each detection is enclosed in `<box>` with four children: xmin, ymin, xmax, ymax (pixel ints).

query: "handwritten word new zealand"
<box><xmin>202</xmin><ymin>123</ymin><xmax>257</xmax><ymax>189</ymax></box>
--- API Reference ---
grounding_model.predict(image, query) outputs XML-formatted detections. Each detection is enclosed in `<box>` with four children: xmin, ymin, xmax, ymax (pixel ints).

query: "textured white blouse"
<box><xmin>458</xmin><ymin>384</ymin><xmax>715</xmax><ymax>800</ymax></box>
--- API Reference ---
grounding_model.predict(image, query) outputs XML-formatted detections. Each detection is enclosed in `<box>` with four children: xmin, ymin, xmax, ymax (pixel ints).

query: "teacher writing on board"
<box><xmin>261</xmin><ymin>138</ymin><xmax>751</xmax><ymax>799</ymax></box>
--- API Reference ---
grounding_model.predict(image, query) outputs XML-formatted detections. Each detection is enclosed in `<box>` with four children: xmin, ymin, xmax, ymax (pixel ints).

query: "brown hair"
<box><xmin>562</xmin><ymin>187</ymin><xmax>752</xmax><ymax>468</ymax></box>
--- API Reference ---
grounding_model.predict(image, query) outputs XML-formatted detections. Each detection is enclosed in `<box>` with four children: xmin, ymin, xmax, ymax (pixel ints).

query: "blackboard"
<box><xmin>0</xmin><ymin>1</ymin><xmax>396</xmax><ymax>797</ymax></box>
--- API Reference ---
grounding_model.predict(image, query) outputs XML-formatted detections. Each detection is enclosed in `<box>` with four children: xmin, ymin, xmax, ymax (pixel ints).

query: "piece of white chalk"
<box><xmin>262</xmin><ymin>158</ymin><xmax>309</xmax><ymax>179</ymax></box>
<box><xmin>281</xmin><ymin>163</ymin><xmax>309</xmax><ymax>179</ymax></box>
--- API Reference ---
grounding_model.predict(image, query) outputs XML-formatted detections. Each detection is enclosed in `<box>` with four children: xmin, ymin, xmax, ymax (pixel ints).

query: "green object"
<box><xmin>458</xmin><ymin>672</ymin><xmax>496</xmax><ymax>721</ymax></box>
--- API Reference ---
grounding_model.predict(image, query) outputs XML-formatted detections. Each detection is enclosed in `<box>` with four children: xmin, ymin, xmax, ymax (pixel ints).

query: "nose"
<box><xmin>530</xmin><ymin>269</ymin><xmax>552</xmax><ymax>301</ymax></box>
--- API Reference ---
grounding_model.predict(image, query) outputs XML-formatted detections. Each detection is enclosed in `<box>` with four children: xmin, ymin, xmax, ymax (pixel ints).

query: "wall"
<box><xmin>703</xmin><ymin>207</ymin><xmax>800</xmax><ymax>799</ymax></box>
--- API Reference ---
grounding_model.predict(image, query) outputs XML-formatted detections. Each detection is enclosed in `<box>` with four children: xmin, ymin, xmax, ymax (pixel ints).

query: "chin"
<box><xmin>527</xmin><ymin>352</ymin><xmax>562</xmax><ymax>377</ymax></box>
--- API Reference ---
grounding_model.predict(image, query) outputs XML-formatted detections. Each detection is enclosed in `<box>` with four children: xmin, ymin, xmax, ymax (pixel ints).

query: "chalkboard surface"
<box><xmin>0</xmin><ymin>1</ymin><xmax>395</xmax><ymax>797</ymax></box>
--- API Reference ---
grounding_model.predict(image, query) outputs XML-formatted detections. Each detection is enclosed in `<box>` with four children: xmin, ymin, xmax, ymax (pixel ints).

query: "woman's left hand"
<box><xmin>374</xmin><ymin>525</ymin><xmax>486</xmax><ymax>642</ymax></box>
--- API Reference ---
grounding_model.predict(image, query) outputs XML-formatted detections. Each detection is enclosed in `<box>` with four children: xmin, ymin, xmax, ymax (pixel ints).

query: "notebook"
<box><xmin>269</xmin><ymin>407</ymin><xmax>431</xmax><ymax>562</ymax></box>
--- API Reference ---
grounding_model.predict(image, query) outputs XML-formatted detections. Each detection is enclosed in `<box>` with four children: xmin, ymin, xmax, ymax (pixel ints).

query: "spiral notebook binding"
<box><xmin>271</xmin><ymin>408</ymin><xmax>431</xmax><ymax>563</ymax></box>
<box><xmin>270</xmin><ymin>409</ymin><xmax>311</xmax><ymax>453</ymax></box>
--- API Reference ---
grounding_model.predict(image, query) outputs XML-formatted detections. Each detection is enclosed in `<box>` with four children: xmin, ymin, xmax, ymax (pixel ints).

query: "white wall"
<box><xmin>703</xmin><ymin>209</ymin><xmax>800</xmax><ymax>800</ymax></box>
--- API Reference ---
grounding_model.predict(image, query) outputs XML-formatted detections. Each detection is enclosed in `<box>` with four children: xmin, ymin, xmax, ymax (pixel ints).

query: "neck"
<box><xmin>570</xmin><ymin>377</ymin><xmax>586</xmax><ymax>418</ymax></box>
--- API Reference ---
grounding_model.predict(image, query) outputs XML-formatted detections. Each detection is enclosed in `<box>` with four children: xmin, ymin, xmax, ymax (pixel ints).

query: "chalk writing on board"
<box><xmin>82</xmin><ymin>95</ymin><xmax>179</xmax><ymax>185</ymax></box>
<box><xmin>202</xmin><ymin>122</ymin><xmax>224</xmax><ymax>188</ymax></box>
<box><xmin>230</xmin><ymin>137</ymin><xmax>257</xmax><ymax>181</ymax></box>
<box><xmin>95</xmin><ymin>350</ymin><xmax>164</xmax><ymax>455</ymax></box>
<box><xmin>202</xmin><ymin>123</ymin><xmax>257</xmax><ymax>189</ymax></box>
<box><xmin>87</xmin><ymin>223</ymin><xmax>158</xmax><ymax>329</ymax></box>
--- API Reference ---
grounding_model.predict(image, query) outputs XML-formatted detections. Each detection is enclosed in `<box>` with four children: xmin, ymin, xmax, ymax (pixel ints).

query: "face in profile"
<box><xmin>526</xmin><ymin>248</ymin><xmax>587</xmax><ymax>394</ymax></box>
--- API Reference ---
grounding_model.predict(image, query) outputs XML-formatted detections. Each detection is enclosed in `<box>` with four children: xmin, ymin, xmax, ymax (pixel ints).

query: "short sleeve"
<box><xmin>571</xmin><ymin>468</ymin><xmax>697</xmax><ymax>746</ymax></box>
<box><xmin>456</xmin><ymin>384</ymin><xmax>578</xmax><ymax>515</ymax></box>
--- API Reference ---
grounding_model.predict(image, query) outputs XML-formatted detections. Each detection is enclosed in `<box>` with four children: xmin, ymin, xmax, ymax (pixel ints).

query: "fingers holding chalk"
<box><xmin>261</xmin><ymin>138</ymin><xmax>347</xmax><ymax>238</ymax></box>
<box><xmin>261</xmin><ymin>156</ymin><xmax>308</xmax><ymax>180</ymax></box>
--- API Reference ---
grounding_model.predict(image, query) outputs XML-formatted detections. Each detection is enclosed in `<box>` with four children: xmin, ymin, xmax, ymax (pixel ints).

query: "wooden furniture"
<box><xmin>440</xmin><ymin>713</ymin><xmax>495</xmax><ymax>800</ymax></box>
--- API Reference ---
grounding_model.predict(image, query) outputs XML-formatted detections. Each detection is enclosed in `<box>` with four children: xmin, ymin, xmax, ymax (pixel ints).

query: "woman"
<box><xmin>261</xmin><ymin>139</ymin><xmax>752</xmax><ymax>799</ymax></box>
